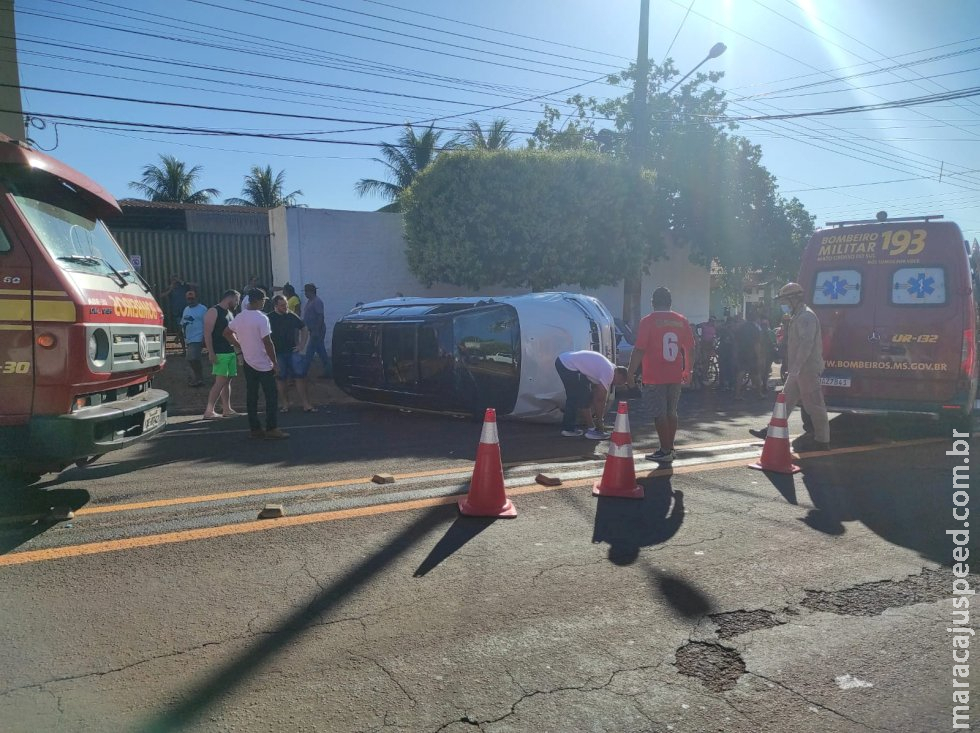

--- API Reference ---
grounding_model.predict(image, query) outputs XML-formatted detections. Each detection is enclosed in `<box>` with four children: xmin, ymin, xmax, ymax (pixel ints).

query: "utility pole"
<box><xmin>0</xmin><ymin>0</ymin><xmax>24</xmax><ymax>141</ymax></box>
<box><xmin>623</xmin><ymin>0</ymin><xmax>650</xmax><ymax>331</ymax></box>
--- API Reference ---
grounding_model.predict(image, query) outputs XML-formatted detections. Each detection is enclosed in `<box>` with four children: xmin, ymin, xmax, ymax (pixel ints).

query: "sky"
<box><xmin>8</xmin><ymin>0</ymin><xmax>980</xmax><ymax>240</ymax></box>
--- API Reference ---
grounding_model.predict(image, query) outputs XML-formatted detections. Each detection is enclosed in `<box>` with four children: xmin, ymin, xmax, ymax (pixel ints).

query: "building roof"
<box><xmin>118</xmin><ymin>199</ymin><xmax>271</xmax><ymax>213</ymax></box>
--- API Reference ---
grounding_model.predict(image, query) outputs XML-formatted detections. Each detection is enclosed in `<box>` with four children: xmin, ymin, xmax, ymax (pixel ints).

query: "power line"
<box><xmin>753</xmin><ymin>0</ymin><xmax>980</xmax><ymax>140</ymax></box>
<box><xmin>659</xmin><ymin>0</ymin><xmax>980</xmax><ymax>190</ymax></box>
<box><xmin>180</xmin><ymin>0</ymin><xmax>615</xmax><ymax>81</ymax></box>
<box><xmin>359</xmin><ymin>0</ymin><xmax>631</xmax><ymax>63</ymax></box>
<box><xmin>3</xmin><ymin>83</ymin><xmax>530</xmax><ymax>134</ymax></box>
<box><xmin>294</xmin><ymin>0</ymin><xmax>624</xmax><ymax>70</ymax></box>
<box><xmin>661</xmin><ymin>0</ymin><xmax>696</xmax><ymax>64</ymax></box>
<box><xmin>16</xmin><ymin>6</ymin><xmax>576</xmax><ymax>102</ymax></box>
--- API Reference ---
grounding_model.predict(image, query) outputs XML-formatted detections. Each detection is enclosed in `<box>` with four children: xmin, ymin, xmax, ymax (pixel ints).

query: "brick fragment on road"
<box><xmin>535</xmin><ymin>473</ymin><xmax>562</xmax><ymax>487</ymax></box>
<box><xmin>371</xmin><ymin>474</ymin><xmax>395</xmax><ymax>484</ymax></box>
<box><xmin>258</xmin><ymin>504</ymin><xmax>285</xmax><ymax>519</ymax></box>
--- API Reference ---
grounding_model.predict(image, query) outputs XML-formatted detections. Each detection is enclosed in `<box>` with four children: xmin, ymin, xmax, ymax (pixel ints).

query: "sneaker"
<box><xmin>748</xmin><ymin>427</ymin><xmax>768</xmax><ymax>440</ymax></box>
<box><xmin>646</xmin><ymin>449</ymin><xmax>676</xmax><ymax>463</ymax></box>
<box><xmin>249</xmin><ymin>429</ymin><xmax>266</xmax><ymax>439</ymax></box>
<box><xmin>560</xmin><ymin>429</ymin><xmax>585</xmax><ymax>437</ymax></box>
<box><xmin>584</xmin><ymin>428</ymin><xmax>610</xmax><ymax>440</ymax></box>
<box><xmin>263</xmin><ymin>428</ymin><xmax>290</xmax><ymax>440</ymax></box>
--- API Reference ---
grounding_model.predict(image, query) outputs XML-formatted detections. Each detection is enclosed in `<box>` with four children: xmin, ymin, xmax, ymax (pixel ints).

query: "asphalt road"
<box><xmin>0</xmin><ymin>390</ymin><xmax>974</xmax><ymax>732</ymax></box>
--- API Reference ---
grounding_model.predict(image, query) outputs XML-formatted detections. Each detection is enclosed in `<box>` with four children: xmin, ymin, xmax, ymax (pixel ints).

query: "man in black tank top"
<box><xmin>203</xmin><ymin>290</ymin><xmax>242</xmax><ymax>419</ymax></box>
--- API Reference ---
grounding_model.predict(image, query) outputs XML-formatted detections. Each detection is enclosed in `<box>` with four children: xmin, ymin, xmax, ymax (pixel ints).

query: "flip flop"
<box><xmin>303</xmin><ymin>406</ymin><xmax>318</xmax><ymax>413</ymax></box>
<box><xmin>203</xmin><ymin>413</ymin><xmax>223</xmax><ymax>420</ymax></box>
<box><xmin>279</xmin><ymin>406</ymin><xmax>290</xmax><ymax>413</ymax></box>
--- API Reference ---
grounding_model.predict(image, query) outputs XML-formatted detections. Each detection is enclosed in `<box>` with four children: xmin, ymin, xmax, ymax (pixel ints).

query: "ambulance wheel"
<box><xmin>942</xmin><ymin>411</ymin><xmax>975</xmax><ymax>436</ymax></box>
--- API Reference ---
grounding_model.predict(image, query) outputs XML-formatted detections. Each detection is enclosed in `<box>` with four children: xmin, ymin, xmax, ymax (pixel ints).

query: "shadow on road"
<box><xmin>414</xmin><ymin>514</ymin><xmax>496</xmax><ymax>577</ymax></box>
<box><xmin>797</xmin><ymin>436</ymin><xmax>977</xmax><ymax>562</ymax></box>
<box><xmin>645</xmin><ymin>568</ymin><xmax>717</xmax><ymax>619</ymax></box>
<box><xmin>139</xmin><ymin>505</ymin><xmax>449</xmax><ymax>733</ymax></box>
<box><xmin>0</xmin><ymin>486</ymin><xmax>91</xmax><ymax>554</ymax></box>
<box><xmin>591</xmin><ymin>475</ymin><xmax>684</xmax><ymax>565</ymax></box>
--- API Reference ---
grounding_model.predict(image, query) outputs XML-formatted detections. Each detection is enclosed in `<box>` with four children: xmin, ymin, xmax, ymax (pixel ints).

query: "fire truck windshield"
<box><xmin>4</xmin><ymin>172</ymin><xmax>141</xmax><ymax>289</ymax></box>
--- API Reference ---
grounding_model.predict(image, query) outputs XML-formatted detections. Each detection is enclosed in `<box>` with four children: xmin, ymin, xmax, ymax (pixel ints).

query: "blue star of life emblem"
<box><xmin>905</xmin><ymin>273</ymin><xmax>935</xmax><ymax>298</ymax></box>
<box><xmin>821</xmin><ymin>276</ymin><xmax>849</xmax><ymax>300</ymax></box>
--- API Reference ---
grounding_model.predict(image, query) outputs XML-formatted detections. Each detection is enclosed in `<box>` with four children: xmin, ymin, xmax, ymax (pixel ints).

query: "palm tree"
<box><xmin>355</xmin><ymin>124</ymin><xmax>455</xmax><ymax>212</ymax></box>
<box><xmin>128</xmin><ymin>154</ymin><xmax>219</xmax><ymax>203</ymax></box>
<box><xmin>461</xmin><ymin>118</ymin><xmax>515</xmax><ymax>150</ymax></box>
<box><xmin>225</xmin><ymin>165</ymin><xmax>303</xmax><ymax>207</ymax></box>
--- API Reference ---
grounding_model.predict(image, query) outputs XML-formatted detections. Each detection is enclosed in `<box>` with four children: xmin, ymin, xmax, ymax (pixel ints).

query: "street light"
<box><xmin>665</xmin><ymin>42</ymin><xmax>727</xmax><ymax>95</ymax></box>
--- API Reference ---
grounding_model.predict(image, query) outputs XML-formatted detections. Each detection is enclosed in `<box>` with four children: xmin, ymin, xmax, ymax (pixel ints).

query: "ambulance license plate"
<box><xmin>820</xmin><ymin>376</ymin><xmax>851</xmax><ymax>388</ymax></box>
<box><xmin>142</xmin><ymin>406</ymin><xmax>162</xmax><ymax>432</ymax></box>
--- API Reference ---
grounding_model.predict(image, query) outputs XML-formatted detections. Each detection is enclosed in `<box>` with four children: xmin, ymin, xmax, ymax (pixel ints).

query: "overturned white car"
<box><xmin>332</xmin><ymin>293</ymin><xmax>618</xmax><ymax>421</ymax></box>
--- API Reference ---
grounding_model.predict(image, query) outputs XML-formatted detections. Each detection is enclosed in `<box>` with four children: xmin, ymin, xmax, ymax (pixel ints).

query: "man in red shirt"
<box><xmin>626</xmin><ymin>287</ymin><xmax>696</xmax><ymax>463</ymax></box>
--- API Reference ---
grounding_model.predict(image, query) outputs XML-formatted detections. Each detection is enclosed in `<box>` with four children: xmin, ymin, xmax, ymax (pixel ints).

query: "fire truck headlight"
<box><xmin>89</xmin><ymin>329</ymin><xmax>110</xmax><ymax>366</ymax></box>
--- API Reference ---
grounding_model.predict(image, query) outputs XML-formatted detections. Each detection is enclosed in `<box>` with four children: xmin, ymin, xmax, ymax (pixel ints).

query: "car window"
<box><xmin>813</xmin><ymin>269</ymin><xmax>862</xmax><ymax>306</ymax></box>
<box><xmin>381</xmin><ymin>324</ymin><xmax>417</xmax><ymax>386</ymax></box>
<box><xmin>891</xmin><ymin>267</ymin><xmax>946</xmax><ymax>305</ymax></box>
<box><xmin>454</xmin><ymin>307</ymin><xmax>519</xmax><ymax>372</ymax></box>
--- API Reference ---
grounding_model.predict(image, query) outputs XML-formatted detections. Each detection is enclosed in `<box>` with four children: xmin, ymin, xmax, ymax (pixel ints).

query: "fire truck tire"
<box><xmin>0</xmin><ymin>470</ymin><xmax>42</xmax><ymax>490</ymax></box>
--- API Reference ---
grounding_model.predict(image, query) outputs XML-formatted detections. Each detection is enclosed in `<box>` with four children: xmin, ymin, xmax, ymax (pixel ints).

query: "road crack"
<box><xmin>747</xmin><ymin>671</ymin><xmax>884</xmax><ymax>731</ymax></box>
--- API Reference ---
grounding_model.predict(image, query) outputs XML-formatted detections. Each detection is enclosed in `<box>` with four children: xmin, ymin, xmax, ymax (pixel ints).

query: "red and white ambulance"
<box><xmin>0</xmin><ymin>134</ymin><xmax>168</xmax><ymax>485</ymax></box>
<box><xmin>798</xmin><ymin>212</ymin><xmax>977</xmax><ymax>432</ymax></box>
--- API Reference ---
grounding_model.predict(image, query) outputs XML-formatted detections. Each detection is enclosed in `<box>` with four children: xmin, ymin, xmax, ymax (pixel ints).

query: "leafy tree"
<box><xmin>355</xmin><ymin>124</ymin><xmax>455</xmax><ymax>213</ymax></box>
<box><xmin>529</xmin><ymin>60</ymin><xmax>813</xmax><ymax>276</ymax></box>
<box><xmin>128</xmin><ymin>154</ymin><xmax>218</xmax><ymax>204</ymax></box>
<box><xmin>402</xmin><ymin>150</ymin><xmax>662</xmax><ymax>291</ymax></box>
<box><xmin>225</xmin><ymin>165</ymin><xmax>303</xmax><ymax>207</ymax></box>
<box><xmin>460</xmin><ymin>118</ymin><xmax>516</xmax><ymax>150</ymax></box>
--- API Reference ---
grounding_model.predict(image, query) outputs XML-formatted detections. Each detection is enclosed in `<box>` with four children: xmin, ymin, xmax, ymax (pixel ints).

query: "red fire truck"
<box><xmin>0</xmin><ymin>134</ymin><xmax>168</xmax><ymax>486</ymax></box>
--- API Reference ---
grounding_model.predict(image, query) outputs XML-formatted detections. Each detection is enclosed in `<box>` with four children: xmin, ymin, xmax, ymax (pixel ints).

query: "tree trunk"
<box><xmin>623</xmin><ymin>272</ymin><xmax>642</xmax><ymax>331</ymax></box>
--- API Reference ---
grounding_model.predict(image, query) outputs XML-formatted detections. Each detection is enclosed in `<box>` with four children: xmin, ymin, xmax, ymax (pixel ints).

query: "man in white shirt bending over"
<box><xmin>555</xmin><ymin>350</ymin><xmax>628</xmax><ymax>438</ymax></box>
<box><xmin>225</xmin><ymin>288</ymin><xmax>289</xmax><ymax>440</ymax></box>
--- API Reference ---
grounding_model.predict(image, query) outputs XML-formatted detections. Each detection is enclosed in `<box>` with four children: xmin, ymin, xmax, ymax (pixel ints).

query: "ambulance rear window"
<box><xmin>891</xmin><ymin>267</ymin><xmax>946</xmax><ymax>305</ymax></box>
<box><xmin>813</xmin><ymin>270</ymin><xmax>862</xmax><ymax>306</ymax></box>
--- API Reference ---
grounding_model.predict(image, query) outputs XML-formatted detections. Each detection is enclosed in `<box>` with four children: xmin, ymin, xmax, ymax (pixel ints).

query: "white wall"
<box><xmin>284</xmin><ymin>208</ymin><xmax>711</xmax><ymax>335</ymax></box>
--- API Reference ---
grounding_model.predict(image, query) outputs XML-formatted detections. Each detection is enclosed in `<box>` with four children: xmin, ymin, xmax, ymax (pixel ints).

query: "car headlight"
<box><xmin>89</xmin><ymin>328</ymin><xmax>110</xmax><ymax>366</ymax></box>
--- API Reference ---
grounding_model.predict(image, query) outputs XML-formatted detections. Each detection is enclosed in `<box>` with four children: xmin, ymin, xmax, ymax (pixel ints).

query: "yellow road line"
<box><xmin>0</xmin><ymin>437</ymin><xmax>945</xmax><ymax>567</ymax></box>
<box><xmin>71</xmin><ymin>437</ymin><xmax>760</xmax><ymax>517</ymax></box>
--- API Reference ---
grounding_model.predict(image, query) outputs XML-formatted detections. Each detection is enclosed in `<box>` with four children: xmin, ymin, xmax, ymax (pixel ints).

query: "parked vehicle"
<box><xmin>798</xmin><ymin>212</ymin><xmax>977</xmax><ymax>431</ymax></box>
<box><xmin>0</xmin><ymin>134</ymin><xmax>168</xmax><ymax>485</ymax></box>
<box><xmin>332</xmin><ymin>293</ymin><xmax>617</xmax><ymax>421</ymax></box>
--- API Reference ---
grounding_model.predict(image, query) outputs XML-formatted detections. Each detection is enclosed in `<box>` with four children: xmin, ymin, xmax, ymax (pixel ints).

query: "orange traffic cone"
<box><xmin>592</xmin><ymin>402</ymin><xmax>644</xmax><ymax>500</ymax></box>
<box><xmin>749</xmin><ymin>392</ymin><xmax>801</xmax><ymax>474</ymax></box>
<box><xmin>458</xmin><ymin>408</ymin><xmax>517</xmax><ymax>518</ymax></box>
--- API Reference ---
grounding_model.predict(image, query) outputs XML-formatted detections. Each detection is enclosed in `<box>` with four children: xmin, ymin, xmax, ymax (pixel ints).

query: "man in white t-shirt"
<box><xmin>225</xmin><ymin>289</ymin><xmax>289</xmax><ymax>440</ymax></box>
<box><xmin>555</xmin><ymin>350</ymin><xmax>628</xmax><ymax>438</ymax></box>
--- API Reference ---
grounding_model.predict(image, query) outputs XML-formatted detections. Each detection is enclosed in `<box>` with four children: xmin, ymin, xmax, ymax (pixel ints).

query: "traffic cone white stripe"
<box><xmin>773</xmin><ymin>400</ymin><xmax>787</xmax><ymax>420</ymax></box>
<box><xmin>608</xmin><ymin>442</ymin><xmax>634</xmax><ymax>459</ymax></box>
<box><xmin>592</xmin><ymin>401</ymin><xmax>644</xmax><ymax>500</ymax></box>
<box><xmin>767</xmin><ymin>425</ymin><xmax>790</xmax><ymax>439</ymax></box>
<box><xmin>480</xmin><ymin>420</ymin><xmax>499</xmax><ymax>445</ymax></box>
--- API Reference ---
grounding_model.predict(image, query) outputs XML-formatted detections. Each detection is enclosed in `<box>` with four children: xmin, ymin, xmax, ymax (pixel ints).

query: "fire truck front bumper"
<box><xmin>27</xmin><ymin>388</ymin><xmax>169</xmax><ymax>462</ymax></box>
